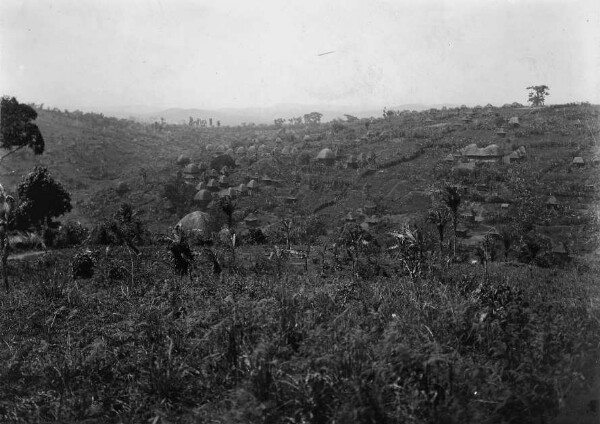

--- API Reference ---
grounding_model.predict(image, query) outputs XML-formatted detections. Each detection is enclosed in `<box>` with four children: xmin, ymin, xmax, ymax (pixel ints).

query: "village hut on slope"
<box><xmin>244</xmin><ymin>213</ymin><xmax>259</xmax><ymax>228</ymax></box>
<box><xmin>546</xmin><ymin>196</ymin><xmax>559</xmax><ymax>210</ymax></box>
<box><xmin>346</xmin><ymin>155</ymin><xmax>359</xmax><ymax>169</ymax></box>
<box><xmin>207</xmin><ymin>178</ymin><xmax>219</xmax><ymax>192</ymax></box>
<box><xmin>461</xmin><ymin>144</ymin><xmax>504</xmax><ymax>162</ymax></box>
<box><xmin>236</xmin><ymin>183</ymin><xmax>248</xmax><ymax>196</ymax></box>
<box><xmin>195</xmin><ymin>181</ymin><xmax>206</xmax><ymax>191</ymax></box>
<box><xmin>235</xmin><ymin>146</ymin><xmax>246</xmax><ymax>155</ymax></box>
<box><xmin>183</xmin><ymin>163</ymin><xmax>201</xmax><ymax>179</ymax></box>
<box><xmin>177</xmin><ymin>211</ymin><xmax>212</xmax><ymax>237</ymax></box>
<box><xmin>508</xmin><ymin>117</ymin><xmax>520</xmax><ymax>127</ymax></box>
<box><xmin>176</xmin><ymin>154</ymin><xmax>191</xmax><ymax>165</ymax></box>
<box><xmin>572</xmin><ymin>157</ymin><xmax>585</xmax><ymax>167</ymax></box>
<box><xmin>194</xmin><ymin>190</ymin><xmax>213</xmax><ymax>209</ymax></box>
<box><xmin>247</xmin><ymin>179</ymin><xmax>259</xmax><ymax>194</ymax></box>
<box><xmin>316</xmin><ymin>148</ymin><xmax>336</xmax><ymax>166</ymax></box>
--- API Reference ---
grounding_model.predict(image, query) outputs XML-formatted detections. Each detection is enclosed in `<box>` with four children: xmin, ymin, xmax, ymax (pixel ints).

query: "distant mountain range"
<box><xmin>87</xmin><ymin>103</ymin><xmax>459</xmax><ymax>126</ymax></box>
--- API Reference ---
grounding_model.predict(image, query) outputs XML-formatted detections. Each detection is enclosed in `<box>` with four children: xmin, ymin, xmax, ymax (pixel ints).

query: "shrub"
<box><xmin>72</xmin><ymin>249</ymin><xmax>95</xmax><ymax>279</ymax></box>
<box><xmin>52</xmin><ymin>221</ymin><xmax>89</xmax><ymax>248</ymax></box>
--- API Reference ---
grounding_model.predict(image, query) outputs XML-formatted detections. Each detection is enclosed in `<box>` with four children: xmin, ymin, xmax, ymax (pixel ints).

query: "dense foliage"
<box><xmin>0</xmin><ymin>96</ymin><xmax>45</xmax><ymax>157</ymax></box>
<box><xmin>15</xmin><ymin>165</ymin><xmax>72</xmax><ymax>229</ymax></box>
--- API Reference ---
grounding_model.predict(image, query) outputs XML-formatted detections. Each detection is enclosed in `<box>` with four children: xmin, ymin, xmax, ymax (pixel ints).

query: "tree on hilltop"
<box><xmin>526</xmin><ymin>85</ymin><xmax>550</xmax><ymax>107</ymax></box>
<box><xmin>0</xmin><ymin>96</ymin><xmax>45</xmax><ymax>161</ymax></box>
<box><xmin>303</xmin><ymin>112</ymin><xmax>323</xmax><ymax>125</ymax></box>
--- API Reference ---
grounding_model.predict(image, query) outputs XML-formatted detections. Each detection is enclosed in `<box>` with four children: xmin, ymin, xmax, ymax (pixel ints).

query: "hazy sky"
<box><xmin>1</xmin><ymin>0</ymin><xmax>599</xmax><ymax>110</ymax></box>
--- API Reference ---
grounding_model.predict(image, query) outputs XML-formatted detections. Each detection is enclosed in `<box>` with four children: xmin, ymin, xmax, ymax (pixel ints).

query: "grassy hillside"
<box><xmin>1</xmin><ymin>102</ymin><xmax>599</xmax><ymax>423</ymax></box>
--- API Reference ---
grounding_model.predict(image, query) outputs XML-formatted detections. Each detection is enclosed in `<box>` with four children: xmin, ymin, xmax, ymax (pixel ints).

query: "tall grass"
<box><xmin>0</xmin><ymin>247</ymin><xmax>598</xmax><ymax>423</ymax></box>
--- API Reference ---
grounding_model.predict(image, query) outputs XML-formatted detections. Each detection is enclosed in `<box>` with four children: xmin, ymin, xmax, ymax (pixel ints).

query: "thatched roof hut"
<box><xmin>177</xmin><ymin>211</ymin><xmax>212</xmax><ymax>235</ymax></box>
<box><xmin>183</xmin><ymin>163</ymin><xmax>201</xmax><ymax>174</ymax></box>
<box><xmin>247</xmin><ymin>179</ymin><xmax>258</xmax><ymax>190</ymax></box>
<box><xmin>316</xmin><ymin>148</ymin><xmax>335</xmax><ymax>165</ymax></box>
<box><xmin>176</xmin><ymin>154</ymin><xmax>191</xmax><ymax>165</ymax></box>
<box><xmin>207</xmin><ymin>179</ymin><xmax>219</xmax><ymax>192</ymax></box>
<box><xmin>508</xmin><ymin>117</ymin><xmax>520</xmax><ymax>127</ymax></box>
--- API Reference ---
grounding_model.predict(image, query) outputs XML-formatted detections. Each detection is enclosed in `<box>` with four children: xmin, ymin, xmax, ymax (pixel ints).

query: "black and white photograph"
<box><xmin>1</xmin><ymin>0</ymin><xmax>600</xmax><ymax>422</ymax></box>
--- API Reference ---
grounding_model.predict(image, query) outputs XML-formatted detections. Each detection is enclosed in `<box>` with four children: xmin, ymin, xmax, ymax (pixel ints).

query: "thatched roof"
<box><xmin>183</xmin><ymin>163</ymin><xmax>200</xmax><ymax>174</ymax></box>
<box><xmin>195</xmin><ymin>181</ymin><xmax>206</xmax><ymax>190</ymax></box>
<box><xmin>207</xmin><ymin>179</ymin><xmax>219</xmax><ymax>190</ymax></box>
<box><xmin>546</xmin><ymin>196</ymin><xmax>558</xmax><ymax>205</ymax></box>
<box><xmin>235</xmin><ymin>146</ymin><xmax>246</xmax><ymax>155</ymax></box>
<box><xmin>508</xmin><ymin>117</ymin><xmax>520</xmax><ymax>126</ymax></box>
<box><xmin>247</xmin><ymin>179</ymin><xmax>258</xmax><ymax>189</ymax></box>
<box><xmin>194</xmin><ymin>189</ymin><xmax>212</xmax><ymax>202</ymax></box>
<box><xmin>443</xmin><ymin>154</ymin><xmax>454</xmax><ymax>162</ymax></box>
<box><xmin>176</xmin><ymin>154</ymin><xmax>190</xmax><ymax>165</ymax></box>
<box><xmin>177</xmin><ymin>211</ymin><xmax>211</xmax><ymax>234</ymax></box>
<box><xmin>573</xmin><ymin>157</ymin><xmax>584</xmax><ymax>164</ymax></box>
<box><xmin>247</xmin><ymin>145</ymin><xmax>257</xmax><ymax>154</ymax></box>
<box><xmin>219</xmin><ymin>188</ymin><xmax>235</xmax><ymax>198</ymax></box>
<box><xmin>281</xmin><ymin>146</ymin><xmax>292</xmax><ymax>155</ymax></box>
<box><xmin>316</xmin><ymin>148</ymin><xmax>335</xmax><ymax>160</ymax></box>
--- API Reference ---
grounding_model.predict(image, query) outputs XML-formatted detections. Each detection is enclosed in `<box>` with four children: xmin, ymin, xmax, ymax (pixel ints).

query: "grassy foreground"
<box><xmin>1</xmin><ymin>247</ymin><xmax>599</xmax><ymax>424</ymax></box>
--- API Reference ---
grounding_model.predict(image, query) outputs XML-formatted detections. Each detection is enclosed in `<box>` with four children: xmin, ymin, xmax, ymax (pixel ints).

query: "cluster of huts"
<box><xmin>444</xmin><ymin>143</ymin><xmax>528</xmax><ymax>169</ymax></box>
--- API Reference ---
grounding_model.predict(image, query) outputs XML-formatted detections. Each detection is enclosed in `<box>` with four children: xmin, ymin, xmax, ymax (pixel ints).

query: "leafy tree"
<box><xmin>344</xmin><ymin>114</ymin><xmax>358</xmax><ymax>122</ymax></box>
<box><xmin>338</xmin><ymin>223</ymin><xmax>378</xmax><ymax>278</ymax></box>
<box><xmin>218</xmin><ymin>197</ymin><xmax>236</xmax><ymax>229</ymax></box>
<box><xmin>303</xmin><ymin>112</ymin><xmax>323</xmax><ymax>125</ymax></box>
<box><xmin>0</xmin><ymin>96</ymin><xmax>45</xmax><ymax>160</ymax></box>
<box><xmin>16</xmin><ymin>165</ymin><xmax>71</xmax><ymax>229</ymax></box>
<box><xmin>443</xmin><ymin>185</ymin><xmax>461</xmax><ymax>256</ymax></box>
<box><xmin>427</xmin><ymin>206</ymin><xmax>451</xmax><ymax>252</ymax></box>
<box><xmin>388</xmin><ymin>224</ymin><xmax>428</xmax><ymax>280</ymax></box>
<box><xmin>526</xmin><ymin>85</ymin><xmax>549</xmax><ymax>107</ymax></box>
<box><xmin>274</xmin><ymin>118</ymin><xmax>285</xmax><ymax>127</ymax></box>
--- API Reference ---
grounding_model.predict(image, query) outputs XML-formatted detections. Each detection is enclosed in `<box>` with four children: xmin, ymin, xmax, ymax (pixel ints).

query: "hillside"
<box><xmin>2</xmin><ymin>102</ymin><xmax>600</xmax><ymax>423</ymax></box>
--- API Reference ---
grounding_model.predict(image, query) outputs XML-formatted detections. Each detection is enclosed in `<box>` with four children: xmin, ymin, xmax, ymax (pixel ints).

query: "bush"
<box><xmin>52</xmin><ymin>221</ymin><xmax>89</xmax><ymax>248</ymax></box>
<box><xmin>72</xmin><ymin>249</ymin><xmax>95</xmax><ymax>279</ymax></box>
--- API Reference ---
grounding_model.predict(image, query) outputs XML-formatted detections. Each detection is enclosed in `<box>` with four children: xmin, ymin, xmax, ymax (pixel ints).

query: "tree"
<box><xmin>526</xmin><ymin>85</ymin><xmax>549</xmax><ymax>107</ymax></box>
<box><xmin>274</xmin><ymin>118</ymin><xmax>285</xmax><ymax>127</ymax></box>
<box><xmin>16</xmin><ymin>165</ymin><xmax>71</xmax><ymax>229</ymax></box>
<box><xmin>443</xmin><ymin>185</ymin><xmax>461</xmax><ymax>256</ymax></box>
<box><xmin>218</xmin><ymin>197</ymin><xmax>236</xmax><ymax>229</ymax></box>
<box><xmin>427</xmin><ymin>206</ymin><xmax>451</xmax><ymax>252</ymax></box>
<box><xmin>0</xmin><ymin>96</ymin><xmax>45</xmax><ymax>161</ymax></box>
<box><xmin>303</xmin><ymin>112</ymin><xmax>323</xmax><ymax>125</ymax></box>
<box><xmin>338</xmin><ymin>223</ymin><xmax>378</xmax><ymax>279</ymax></box>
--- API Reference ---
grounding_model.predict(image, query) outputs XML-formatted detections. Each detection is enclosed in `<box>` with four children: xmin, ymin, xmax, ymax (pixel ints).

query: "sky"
<box><xmin>1</xmin><ymin>0</ymin><xmax>599</xmax><ymax>111</ymax></box>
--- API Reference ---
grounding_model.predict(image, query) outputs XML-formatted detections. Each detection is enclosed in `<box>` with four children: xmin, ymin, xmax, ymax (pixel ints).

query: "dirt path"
<box><xmin>8</xmin><ymin>250</ymin><xmax>47</xmax><ymax>261</ymax></box>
